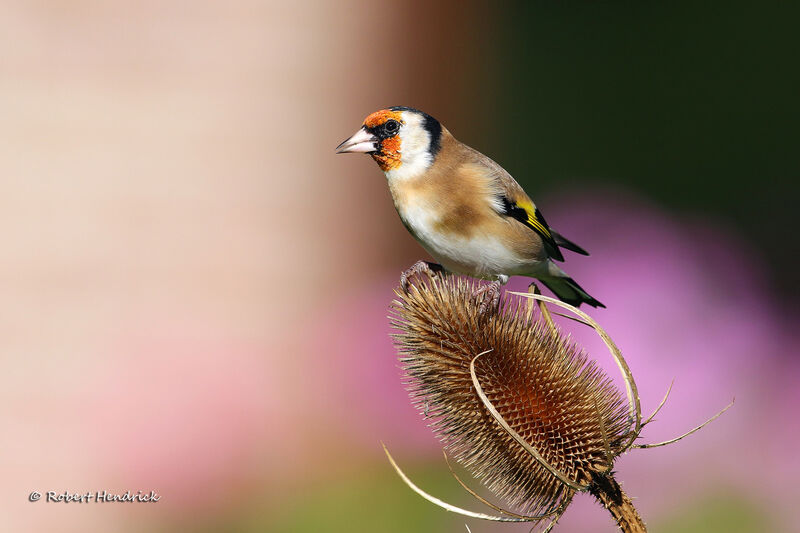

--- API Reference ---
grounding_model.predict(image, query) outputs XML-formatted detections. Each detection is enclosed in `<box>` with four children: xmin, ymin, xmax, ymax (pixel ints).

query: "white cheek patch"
<box><xmin>384</xmin><ymin>112</ymin><xmax>433</xmax><ymax>181</ymax></box>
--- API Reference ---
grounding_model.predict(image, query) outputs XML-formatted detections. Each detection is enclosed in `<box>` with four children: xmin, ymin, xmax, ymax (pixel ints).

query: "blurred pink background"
<box><xmin>1</xmin><ymin>2</ymin><xmax>797</xmax><ymax>532</ymax></box>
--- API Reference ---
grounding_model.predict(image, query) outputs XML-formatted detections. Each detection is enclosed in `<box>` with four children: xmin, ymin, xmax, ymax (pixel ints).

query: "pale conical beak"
<box><xmin>335</xmin><ymin>127</ymin><xmax>378</xmax><ymax>154</ymax></box>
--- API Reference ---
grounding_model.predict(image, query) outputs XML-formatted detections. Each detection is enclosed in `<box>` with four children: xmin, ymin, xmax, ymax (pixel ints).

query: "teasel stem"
<box><xmin>587</xmin><ymin>473</ymin><xmax>646</xmax><ymax>533</ymax></box>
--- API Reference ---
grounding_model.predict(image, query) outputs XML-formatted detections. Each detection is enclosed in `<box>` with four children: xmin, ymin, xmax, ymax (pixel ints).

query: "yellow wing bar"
<box><xmin>500</xmin><ymin>196</ymin><xmax>562</xmax><ymax>261</ymax></box>
<box><xmin>515</xmin><ymin>199</ymin><xmax>552</xmax><ymax>239</ymax></box>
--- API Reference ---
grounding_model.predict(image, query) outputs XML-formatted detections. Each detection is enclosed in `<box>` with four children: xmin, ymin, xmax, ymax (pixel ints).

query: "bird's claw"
<box><xmin>474</xmin><ymin>280</ymin><xmax>502</xmax><ymax>316</ymax></box>
<box><xmin>400</xmin><ymin>261</ymin><xmax>445</xmax><ymax>292</ymax></box>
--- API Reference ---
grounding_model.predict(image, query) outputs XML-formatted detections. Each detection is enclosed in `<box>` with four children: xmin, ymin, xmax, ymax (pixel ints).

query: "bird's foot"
<box><xmin>400</xmin><ymin>261</ymin><xmax>445</xmax><ymax>292</ymax></box>
<box><xmin>474</xmin><ymin>280</ymin><xmax>502</xmax><ymax>316</ymax></box>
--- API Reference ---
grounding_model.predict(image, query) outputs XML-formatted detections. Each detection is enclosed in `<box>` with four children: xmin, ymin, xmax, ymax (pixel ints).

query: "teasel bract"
<box><xmin>386</xmin><ymin>271</ymin><xmax>732</xmax><ymax>533</ymax></box>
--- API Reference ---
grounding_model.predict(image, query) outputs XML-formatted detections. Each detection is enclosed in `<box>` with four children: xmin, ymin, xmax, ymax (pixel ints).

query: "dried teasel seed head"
<box><xmin>390</xmin><ymin>273</ymin><xmax>631</xmax><ymax>515</ymax></box>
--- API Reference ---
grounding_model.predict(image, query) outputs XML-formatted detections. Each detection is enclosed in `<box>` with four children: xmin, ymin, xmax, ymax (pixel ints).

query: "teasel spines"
<box><xmin>391</xmin><ymin>273</ymin><xmax>630</xmax><ymax>515</ymax></box>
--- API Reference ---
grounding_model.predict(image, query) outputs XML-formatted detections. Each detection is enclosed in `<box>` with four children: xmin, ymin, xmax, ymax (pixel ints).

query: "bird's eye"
<box><xmin>384</xmin><ymin>119</ymin><xmax>400</xmax><ymax>135</ymax></box>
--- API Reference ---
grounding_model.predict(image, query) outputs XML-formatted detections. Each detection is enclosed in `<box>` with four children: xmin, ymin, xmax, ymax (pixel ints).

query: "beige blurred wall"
<box><xmin>0</xmin><ymin>1</ymin><xmax>493</xmax><ymax>531</ymax></box>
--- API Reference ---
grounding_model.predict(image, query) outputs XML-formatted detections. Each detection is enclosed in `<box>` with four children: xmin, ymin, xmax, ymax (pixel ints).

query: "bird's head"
<box><xmin>336</xmin><ymin>106</ymin><xmax>442</xmax><ymax>180</ymax></box>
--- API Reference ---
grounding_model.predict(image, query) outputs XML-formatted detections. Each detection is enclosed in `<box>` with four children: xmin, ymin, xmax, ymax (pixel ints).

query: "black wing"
<box><xmin>499</xmin><ymin>196</ymin><xmax>565</xmax><ymax>262</ymax></box>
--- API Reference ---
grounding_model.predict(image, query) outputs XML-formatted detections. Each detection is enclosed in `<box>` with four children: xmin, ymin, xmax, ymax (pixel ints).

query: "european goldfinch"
<box><xmin>336</xmin><ymin>106</ymin><xmax>604</xmax><ymax>308</ymax></box>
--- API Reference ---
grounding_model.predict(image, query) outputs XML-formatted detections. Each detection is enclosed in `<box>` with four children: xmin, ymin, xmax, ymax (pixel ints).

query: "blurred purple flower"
<box><xmin>88</xmin><ymin>331</ymin><xmax>287</xmax><ymax>513</ymax></box>
<box><xmin>311</xmin><ymin>279</ymin><xmax>442</xmax><ymax>458</ymax></box>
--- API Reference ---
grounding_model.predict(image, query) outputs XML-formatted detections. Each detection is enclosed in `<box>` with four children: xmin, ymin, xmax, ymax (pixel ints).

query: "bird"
<box><xmin>335</xmin><ymin>106</ymin><xmax>604</xmax><ymax>308</ymax></box>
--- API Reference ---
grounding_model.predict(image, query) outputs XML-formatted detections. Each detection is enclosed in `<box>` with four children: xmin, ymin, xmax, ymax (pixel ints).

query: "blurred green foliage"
<box><xmin>466</xmin><ymin>2</ymin><xmax>798</xmax><ymax>297</ymax></box>
<box><xmin>258</xmin><ymin>462</ymin><xmax>458</xmax><ymax>533</ymax></box>
<box><xmin>653</xmin><ymin>492</ymin><xmax>773</xmax><ymax>532</ymax></box>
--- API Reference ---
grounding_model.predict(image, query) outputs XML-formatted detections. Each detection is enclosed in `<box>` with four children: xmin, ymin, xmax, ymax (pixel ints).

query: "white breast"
<box><xmin>396</xmin><ymin>197</ymin><xmax>530</xmax><ymax>279</ymax></box>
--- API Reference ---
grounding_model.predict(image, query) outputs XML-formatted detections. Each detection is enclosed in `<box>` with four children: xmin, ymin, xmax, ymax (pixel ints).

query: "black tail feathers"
<box><xmin>551</xmin><ymin>230</ymin><xmax>590</xmax><ymax>256</ymax></box>
<box><xmin>539</xmin><ymin>276</ymin><xmax>605</xmax><ymax>309</ymax></box>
